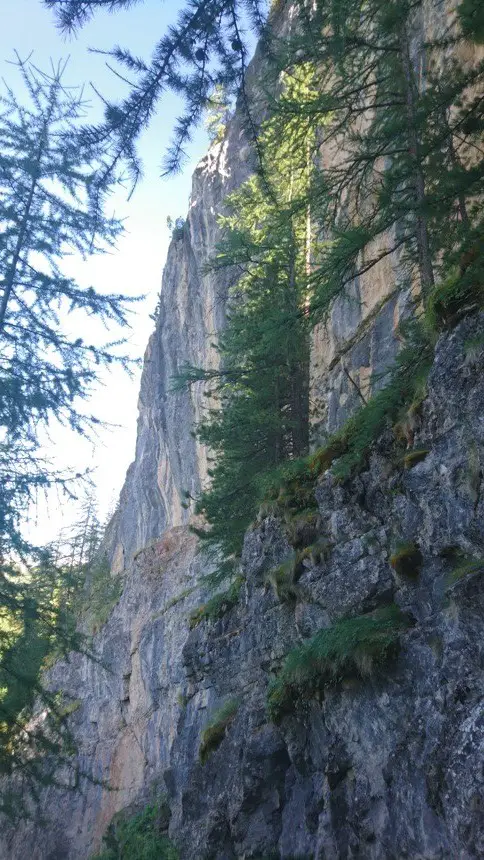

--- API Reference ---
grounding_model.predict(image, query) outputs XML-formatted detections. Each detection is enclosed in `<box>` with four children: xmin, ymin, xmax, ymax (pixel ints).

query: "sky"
<box><xmin>1</xmin><ymin>0</ymin><xmax>211</xmax><ymax>543</ymax></box>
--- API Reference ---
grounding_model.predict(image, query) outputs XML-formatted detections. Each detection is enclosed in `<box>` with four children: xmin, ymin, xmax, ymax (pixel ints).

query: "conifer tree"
<box><xmin>0</xmin><ymin>57</ymin><xmax>135</xmax><ymax>800</ymax></box>
<box><xmin>0</xmin><ymin>56</ymin><xmax>136</xmax><ymax>553</ymax></box>
<box><xmin>45</xmin><ymin>0</ymin><xmax>273</xmax><ymax>178</ymax></box>
<box><xmin>175</xmin><ymin>64</ymin><xmax>318</xmax><ymax>561</ymax></box>
<box><xmin>204</xmin><ymin>84</ymin><xmax>232</xmax><ymax>143</ymax></box>
<box><xmin>275</xmin><ymin>0</ymin><xmax>484</xmax><ymax>319</ymax></box>
<box><xmin>48</xmin><ymin>0</ymin><xmax>484</xmax><ymax>571</ymax></box>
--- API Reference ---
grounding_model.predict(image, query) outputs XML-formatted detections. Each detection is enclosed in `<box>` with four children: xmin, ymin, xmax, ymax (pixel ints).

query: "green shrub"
<box><xmin>264</xmin><ymin>322</ymin><xmax>433</xmax><ymax>505</ymax></box>
<box><xmin>189</xmin><ymin>577</ymin><xmax>243</xmax><ymax>629</ymax></box>
<box><xmin>426</xmin><ymin>266</ymin><xmax>484</xmax><ymax>331</ymax></box>
<box><xmin>390</xmin><ymin>542</ymin><xmax>423</xmax><ymax>579</ymax></box>
<box><xmin>265</xmin><ymin>540</ymin><xmax>331</xmax><ymax>603</ymax></box>
<box><xmin>92</xmin><ymin>800</ymin><xmax>178</xmax><ymax>860</ymax></box>
<box><xmin>330</xmin><ymin>332</ymin><xmax>433</xmax><ymax>480</ymax></box>
<box><xmin>199</xmin><ymin>698</ymin><xmax>239</xmax><ymax>764</ymax></box>
<box><xmin>267</xmin><ymin>605</ymin><xmax>409</xmax><ymax>723</ymax></box>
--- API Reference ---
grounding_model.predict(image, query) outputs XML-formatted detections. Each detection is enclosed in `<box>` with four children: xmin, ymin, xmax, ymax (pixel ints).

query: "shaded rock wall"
<box><xmin>3</xmin><ymin>314</ymin><xmax>484</xmax><ymax>860</ymax></box>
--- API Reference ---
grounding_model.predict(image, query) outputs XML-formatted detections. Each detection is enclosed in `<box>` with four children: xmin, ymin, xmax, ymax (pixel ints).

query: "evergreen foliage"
<box><xmin>45</xmin><ymin>0</ymin><xmax>273</xmax><ymax>180</ymax></box>
<box><xmin>458</xmin><ymin>0</ymin><xmax>484</xmax><ymax>42</ymax></box>
<box><xmin>268</xmin><ymin>0</ymin><xmax>484</xmax><ymax>322</ymax></box>
<box><xmin>204</xmin><ymin>84</ymin><xmax>232</xmax><ymax>143</ymax></box>
<box><xmin>0</xmin><ymin>57</ymin><xmax>135</xmax><ymax>558</ymax></box>
<box><xmin>92</xmin><ymin>799</ymin><xmax>178</xmax><ymax>860</ymax></box>
<box><xmin>49</xmin><ymin>0</ymin><xmax>484</xmax><ymax>595</ymax></box>
<box><xmin>0</xmin><ymin>58</ymin><xmax>135</xmax><ymax>805</ymax></box>
<box><xmin>0</xmin><ymin>549</ymin><xmax>86</xmax><ymax>815</ymax></box>
<box><xmin>176</xmin><ymin>64</ymin><xmax>318</xmax><ymax>562</ymax></box>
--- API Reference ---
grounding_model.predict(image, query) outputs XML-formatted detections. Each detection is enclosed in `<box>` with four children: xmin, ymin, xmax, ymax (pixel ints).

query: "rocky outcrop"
<box><xmin>4</xmin><ymin>314</ymin><xmax>484</xmax><ymax>859</ymax></box>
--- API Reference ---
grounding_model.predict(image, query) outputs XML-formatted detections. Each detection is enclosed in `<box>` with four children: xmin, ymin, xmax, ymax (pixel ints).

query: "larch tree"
<box><xmin>0</xmin><ymin>56</ymin><xmax>136</xmax><ymax>803</ymax></box>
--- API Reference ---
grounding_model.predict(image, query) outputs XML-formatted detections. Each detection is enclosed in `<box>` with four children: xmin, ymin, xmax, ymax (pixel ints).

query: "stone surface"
<box><xmin>1</xmin><ymin>2</ymin><xmax>483</xmax><ymax>856</ymax></box>
<box><xmin>103</xmin><ymin>100</ymin><xmax>255</xmax><ymax>573</ymax></box>
<box><xmin>2</xmin><ymin>315</ymin><xmax>484</xmax><ymax>860</ymax></box>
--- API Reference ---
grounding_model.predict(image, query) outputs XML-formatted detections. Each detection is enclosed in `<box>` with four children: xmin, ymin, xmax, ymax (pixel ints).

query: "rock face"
<box><xmin>104</xmin><ymin>111</ymin><xmax>254</xmax><ymax>574</ymax></box>
<box><xmin>2</xmin><ymin>2</ymin><xmax>484</xmax><ymax>857</ymax></box>
<box><xmin>3</xmin><ymin>315</ymin><xmax>484</xmax><ymax>860</ymax></box>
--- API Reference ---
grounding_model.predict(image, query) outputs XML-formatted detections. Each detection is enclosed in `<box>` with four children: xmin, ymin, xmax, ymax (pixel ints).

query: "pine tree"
<box><xmin>204</xmin><ymin>84</ymin><xmax>232</xmax><ymax>143</ymax></box>
<box><xmin>0</xmin><ymin>56</ymin><xmax>137</xmax><ymax>555</ymax></box>
<box><xmin>0</xmin><ymin>57</ymin><xmax>136</xmax><ymax>803</ymax></box>
<box><xmin>0</xmin><ymin>548</ymin><xmax>85</xmax><ymax>815</ymax></box>
<box><xmin>175</xmin><ymin>64</ymin><xmax>318</xmax><ymax>563</ymax></box>
<box><xmin>277</xmin><ymin>0</ymin><xmax>484</xmax><ymax>319</ymax></box>
<box><xmin>45</xmin><ymin>0</ymin><xmax>273</xmax><ymax>178</ymax></box>
<box><xmin>47</xmin><ymin>0</ymin><xmax>484</xmax><ymax>567</ymax></box>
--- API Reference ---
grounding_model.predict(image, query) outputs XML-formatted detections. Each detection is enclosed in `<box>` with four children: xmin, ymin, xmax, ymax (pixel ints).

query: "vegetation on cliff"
<box><xmin>267</xmin><ymin>605</ymin><xmax>411</xmax><ymax>723</ymax></box>
<box><xmin>92</xmin><ymin>799</ymin><xmax>178</xmax><ymax>860</ymax></box>
<box><xmin>172</xmin><ymin>0</ymin><xmax>484</xmax><ymax>575</ymax></box>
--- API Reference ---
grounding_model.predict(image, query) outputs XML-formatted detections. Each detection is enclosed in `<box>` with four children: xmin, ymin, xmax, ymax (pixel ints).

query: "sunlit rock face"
<box><xmin>102</xmin><ymin>8</ymin><xmax>290</xmax><ymax>573</ymax></box>
<box><xmin>103</xmin><ymin>124</ymin><xmax>253</xmax><ymax>574</ymax></box>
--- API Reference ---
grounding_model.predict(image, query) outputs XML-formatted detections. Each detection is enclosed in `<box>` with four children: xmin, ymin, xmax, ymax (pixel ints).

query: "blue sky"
<box><xmin>1</xmin><ymin>0</ymin><xmax>211</xmax><ymax>541</ymax></box>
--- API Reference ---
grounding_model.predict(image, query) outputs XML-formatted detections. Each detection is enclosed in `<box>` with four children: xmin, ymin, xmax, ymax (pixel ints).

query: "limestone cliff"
<box><xmin>1</xmin><ymin>2</ymin><xmax>484</xmax><ymax>858</ymax></box>
<box><xmin>104</xmin><ymin>123</ymin><xmax>253</xmax><ymax>574</ymax></box>
<box><xmin>4</xmin><ymin>313</ymin><xmax>484</xmax><ymax>860</ymax></box>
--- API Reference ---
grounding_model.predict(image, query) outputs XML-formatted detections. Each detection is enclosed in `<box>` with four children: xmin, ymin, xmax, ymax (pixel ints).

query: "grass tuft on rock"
<box><xmin>446</xmin><ymin>556</ymin><xmax>484</xmax><ymax>587</ymax></box>
<box><xmin>425</xmin><ymin>264</ymin><xmax>484</xmax><ymax>332</ymax></box>
<box><xmin>199</xmin><ymin>698</ymin><xmax>239</xmax><ymax>765</ymax></box>
<box><xmin>265</xmin><ymin>556</ymin><xmax>300</xmax><ymax>603</ymax></box>
<box><xmin>267</xmin><ymin>605</ymin><xmax>409</xmax><ymax>723</ymax></box>
<box><xmin>189</xmin><ymin>577</ymin><xmax>243</xmax><ymax>629</ymax></box>
<box><xmin>403</xmin><ymin>448</ymin><xmax>430</xmax><ymax>469</ymax></box>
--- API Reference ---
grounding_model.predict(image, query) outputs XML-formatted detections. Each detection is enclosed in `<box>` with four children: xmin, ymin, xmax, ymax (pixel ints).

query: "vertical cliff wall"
<box><xmin>4</xmin><ymin>314</ymin><xmax>484</xmax><ymax>860</ymax></box>
<box><xmin>104</xmin><ymin>127</ymin><xmax>253</xmax><ymax>574</ymax></box>
<box><xmin>1</xmin><ymin>2</ymin><xmax>483</xmax><ymax>858</ymax></box>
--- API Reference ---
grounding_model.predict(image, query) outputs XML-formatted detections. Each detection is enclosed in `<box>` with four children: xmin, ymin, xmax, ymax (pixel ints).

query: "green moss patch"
<box><xmin>267</xmin><ymin>605</ymin><xmax>409</xmax><ymax>723</ymax></box>
<box><xmin>92</xmin><ymin>799</ymin><xmax>178</xmax><ymax>860</ymax></box>
<box><xmin>199</xmin><ymin>698</ymin><xmax>239</xmax><ymax>765</ymax></box>
<box><xmin>189</xmin><ymin>577</ymin><xmax>243</xmax><ymax>629</ymax></box>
